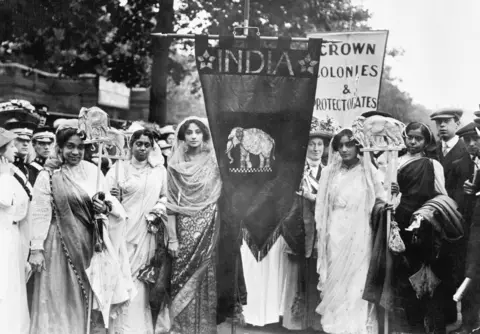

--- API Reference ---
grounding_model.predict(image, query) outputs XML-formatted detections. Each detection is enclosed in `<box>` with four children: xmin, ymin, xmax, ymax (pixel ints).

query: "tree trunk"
<box><xmin>149</xmin><ymin>0</ymin><xmax>174</xmax><ymax>125</ymax></box>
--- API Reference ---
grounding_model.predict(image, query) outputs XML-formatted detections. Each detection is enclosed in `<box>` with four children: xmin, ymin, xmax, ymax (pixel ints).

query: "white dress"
<box><xmin>316</xmin><ymin>162</ymin><xmax>386</xmax><ymax>334</ymax></box>
<box><xmin>106</xmin><ymin>158</ymin><xmax>167</xmax><ymax>334</ymax></box>
<box><xmin>0</xmin><ymin>172</ymin><xmax>30</xmax><ymax>334</ymax></box>
<box><xmin>240</xmin><ymin>236</ymin><xmax>287</xmax><ymax>326</ymax></box>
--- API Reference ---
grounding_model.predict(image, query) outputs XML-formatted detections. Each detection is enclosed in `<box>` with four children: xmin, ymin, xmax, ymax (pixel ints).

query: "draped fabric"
<box><xmin>0</xmin><ymin>173</ymin><xmax>29</xmax><ymax>334</ymax></box>
<box><xmin>165</xmin><ymin>117</ymin><xmax>222</xmax><ymax>217</ymax></box>
<box><xmin>29</xmin><ymin>161</ymin><xmax>134</xmax><ymax>334</ymax></box>
<box><xmin>106</xmin><ymin>158</ymin><xmax>167</xmax><ymax>334</ymax></box>
<box><xmin>315</xmin><ymin>142</ymin><xmax>385</xmax><ymax>334</ymax></box>
<box><xmin>156</xmin><ymin>117</ymin><xmax>222</xmax><ymax>334</ymax></box>
<box><xmin>390</xmin><ymin>157</ymin><xmax>458</xmax><ymax>333</ymax></box>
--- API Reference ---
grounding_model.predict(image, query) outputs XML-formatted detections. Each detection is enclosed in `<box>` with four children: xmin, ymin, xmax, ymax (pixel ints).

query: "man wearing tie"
<box><xmin>447</xmin><ymin>122</ymin><xmax>480</xmax><ymax>334</ymax></box>
<box><xmin>431</xmin><ymin>108</ymin><xmax>468</xmax><ymax>197</ymax></box>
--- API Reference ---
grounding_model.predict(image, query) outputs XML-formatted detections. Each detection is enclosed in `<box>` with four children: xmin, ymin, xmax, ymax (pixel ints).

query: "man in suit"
<box><xmin>448</xmin><ymin>122</ymin><xmax>480</xmax><ymax>334</ymax></box>
<box><xmin>431</xmin><ymin>108</ymin><xmax>468</xmax><ymax>197</ymax></box>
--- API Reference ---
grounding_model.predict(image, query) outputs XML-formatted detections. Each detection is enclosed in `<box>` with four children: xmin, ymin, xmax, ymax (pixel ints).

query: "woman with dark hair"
<box><xmin>0</xmin><ymin>127</ymin><xmax>30</xmax><ymax>333</ymax></box>
<box><xmin>388</xmin><ymin>122</ymin><xmax>462</xmax><ymax>333</ymax></box>
<box><xmin>315</xmin><ymin>128</ymin><xmax>386</xmax><ymax>334</ymax></box>
<box><xmin>107</xmin><ymin>129</ymin><xmax>168</xmax><ymax>334</ymax></box>
<box><xmin>28</xmin><ymin>127</ymin><xmax>134</xmax><ymax>334</ymax></box>
<box><xmin>154</xmin><ymin>116</ymin><xmax>222</xmax><ymax>333</ymax></box>
<box><xmin>281</xmin><ymin>116</ymin><xmax>338</xmax><ymax>331</ymax></box>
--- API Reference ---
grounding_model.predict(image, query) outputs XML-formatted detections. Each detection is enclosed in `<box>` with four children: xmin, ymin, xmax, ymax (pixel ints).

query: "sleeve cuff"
<box><xmin>30</xmin><ymin>240</ymin><xmax>45</xmax><ymax>251</ymax></box>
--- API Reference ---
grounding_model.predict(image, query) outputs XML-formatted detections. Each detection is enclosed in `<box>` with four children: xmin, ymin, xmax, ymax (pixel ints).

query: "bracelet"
<box><xmin>168</xmin><ymin>239</ymin><xmax>178</xmax><ymax>244</ymax></box>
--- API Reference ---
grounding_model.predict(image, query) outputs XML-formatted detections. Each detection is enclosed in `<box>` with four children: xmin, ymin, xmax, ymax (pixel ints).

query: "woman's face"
<box><xmin>406</xmin><ymin>128</ymin><xmax>426</xmax><ymax>154</ymax></box>
<box><xmin>338</xmin><ymin>135</ymin><xmax>358</xmax><ymax>163</ymax></box>
<box><xmin>185</xmin><ymin>123</ymin><xmax>203</xmax><ymax>149</ymax></box>
<box><xmin>1</xmin><ymin>141</ymin><xmax>17</xmax><ymax>163</ymax></box>
<box><xmin>307</xmin><ymin>137</ymin><xmax>324</xmax><ymax>161</ymax></box>
<box><xmin>166</xmin><ymin>133</ymin><xmax>175</xmax><ymax>145</ymax></box>
<box><xmin>61</xmin><ymin>135</ymin><xmax>85</xmax><ymax>166</ymax></box>
<box><xmin>132</xmin><ymin>135</ymin><xmax>152</xmax><ymax>162</ymax></box>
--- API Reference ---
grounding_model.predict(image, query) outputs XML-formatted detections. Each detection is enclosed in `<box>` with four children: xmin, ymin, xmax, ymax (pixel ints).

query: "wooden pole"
<box><xmin>384</xmin><ymin>150</ymin><xmax>398</xmax><ymax>334</ymax></box>
<box><xmin>86</xmin><ymin>142</ymin><xmax>105</xmax><ymax>334</ymax></box>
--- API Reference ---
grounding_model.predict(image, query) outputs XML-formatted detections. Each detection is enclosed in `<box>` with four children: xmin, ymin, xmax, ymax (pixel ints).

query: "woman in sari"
<box><xmin>0</xmin><ymin>127</ymin><xmax>30</xmax><ymax>334</ymax></box>
<box><xmin>107</xmin><ymin>128</ymin><xmax>168</xmax><ymax>333</ymax></box>
<box><xmin>156</xmin><ymin>116</ymin><xmax>222</xmax><ymax>334</ymax></box>
<box><xmin>315</xmin><ymin>128</ymin><xmax>386</xmax><ymax>334</ymax></box>
<box><xmin>281</xmin><ymin>116</ymin><xmax>336</xmax><ymax>331</ymax></box>
<box><xmin>28</xmin><ymin>127</ymin><xmax>133</xmax><ymax>334</ymax></box>
<box><xmin>390</xmin><ymin>122</ymin><xmax>457</xmax><ymax>334</ymax></box>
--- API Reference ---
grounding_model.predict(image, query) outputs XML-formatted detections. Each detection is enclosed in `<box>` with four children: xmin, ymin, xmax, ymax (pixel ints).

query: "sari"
<box><xmin>29</xmin><ymin>161</ymin><xmax>134</xmax><ymax>334</ymax></box>
<box><xmin>390</xmin><ymin>156</ymin><xmax>456</xmax><ymax>334</ymax></box>
<box><xmin>155</xmin><ymin>117</ymin><xmax>222</xmax><ymax>334</ymax></box>
<box><xmin>315</xmin><ymin>148</ymin><xmax>386</xmax><ymax>334</ymax></box>
<box><xmin>106</xmin><ymin>157</ymin><xmax>167</xmax><ymax>334</ymax></box>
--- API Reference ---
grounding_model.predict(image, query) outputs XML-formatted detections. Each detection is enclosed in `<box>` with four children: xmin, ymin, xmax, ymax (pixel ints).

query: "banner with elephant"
<box><xmin>195</xmin><ymin>35</ymin><xmax>323</xmax><ymax>260</ymax></box>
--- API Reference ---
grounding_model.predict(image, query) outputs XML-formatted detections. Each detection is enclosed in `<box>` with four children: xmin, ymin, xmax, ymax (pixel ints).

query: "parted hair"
<box><xmin>331</xmin><ymin>129</ymin><xmax>362</xmax><ymax>154</ymax></box>
<box><xmin>56</xmin><ymin>128</ymin><xmax>87</xmax><ymax>148</ymax></box>
<box><xmin>130</xmin><ymin>129</ymin><xmax>155</xmax><ymax>147</ymax></box>
<box><xmin>177</xmin><ymin>119</ymin><xmax>210</xmax><ymax>142</ymax></box>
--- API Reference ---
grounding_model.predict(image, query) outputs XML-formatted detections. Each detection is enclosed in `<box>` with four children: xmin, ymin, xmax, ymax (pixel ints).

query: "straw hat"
<box><xmin>309</xmin><ymin>116</ymin><xmax>340</xmax><ymax>139</ymax></box>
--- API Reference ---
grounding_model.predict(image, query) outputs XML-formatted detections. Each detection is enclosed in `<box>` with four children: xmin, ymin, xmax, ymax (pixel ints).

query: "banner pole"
<box><xmin>151</xmin><ymin>33</ymin><xmax>340</xmax><ymax>43</ymax></box>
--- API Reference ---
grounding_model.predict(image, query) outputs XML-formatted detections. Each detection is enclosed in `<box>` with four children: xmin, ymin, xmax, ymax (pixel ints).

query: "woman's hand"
<box><xmin>391</xmin><ymin>182</ymin><xmax>400</xmax><ymax>196</ymax></box>
<box><xmin>464</xmin><ymin>180</ymin><xmax>476</xmax><ymax>195</ymax></box>
<box><xmin>29</xmin><ymin>250</ymin><xmax>46</xmax><ymax>273</ymax></box>
<box><xmin>110</xmin><ymin>188</ymin><xmax>121</xmax><ymax>201</ymax></box>
<box><xmin>93</xmin><ymin>198</ymin><xmax>108</xmax><ymax>214</ymax></box>
<box><xmin>0</xmin><ymin>157</ymin><xmax>11</xmax><ymax>175</ymax></box>
<box><xmin>168</xmin><ymin>239</ymin><xmax>179</xmax><ymax>258</ymax></box>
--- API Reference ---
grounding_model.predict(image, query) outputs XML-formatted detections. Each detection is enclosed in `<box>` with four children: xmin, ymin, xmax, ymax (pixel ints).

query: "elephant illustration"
<box><xmin>225</xmin><ymin>127</ymin><xmax>275</xmax><ymax>169</ymax></box>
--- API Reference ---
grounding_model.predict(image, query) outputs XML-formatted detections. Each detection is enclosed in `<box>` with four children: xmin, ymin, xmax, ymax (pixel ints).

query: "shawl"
<box><xmin>411</xmin><ymin>195</ymin><xmax>464</xmax><ymax>243</ymax></box>
<box><xmin>166</xmin><ymin>117</ymin><xmax>222</xmax><ymax>216</ymax></box>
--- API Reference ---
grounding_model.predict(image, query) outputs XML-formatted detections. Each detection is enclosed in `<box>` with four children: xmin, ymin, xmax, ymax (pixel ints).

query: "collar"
<box><xmin>443</xmin><ymin>135</ymin><xmax>459</xmax><ymax>149</ymax></box>
<box><xmin>306</xmin><ymin>157</ymin><xmax>321</xmax><ymax>170</ymax></box>
<box><xmin>34</xmin><ymin>156</ymin><xmax>47</xmax><ymax>166</ymax></box>
<box><xmin>14</xmin><ymin>155</ymin><xmax>26</xmax><ymax>165</ymax></box>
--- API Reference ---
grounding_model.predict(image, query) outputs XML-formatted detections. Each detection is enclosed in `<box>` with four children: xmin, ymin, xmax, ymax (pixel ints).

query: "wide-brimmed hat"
<box><xmin>0</xmin><ymin>99</ymin><xmax>41</xmax><ymax>125</ymax></box>
<box><xmin>0</xmin><ymin>127</ymin><xmax>17</xmax><ymax>147</ymax></box>
<box><xmin>310</xmin><ymin>116</ymin><xmax>340</xmax><ymax>139</ymax></box>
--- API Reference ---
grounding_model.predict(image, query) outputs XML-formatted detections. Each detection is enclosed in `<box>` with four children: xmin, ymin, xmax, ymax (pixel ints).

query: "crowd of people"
<box><xmin>1</xmin><ymin>97</ymin><xmax>480</xmax><ymax>334</ymax></box>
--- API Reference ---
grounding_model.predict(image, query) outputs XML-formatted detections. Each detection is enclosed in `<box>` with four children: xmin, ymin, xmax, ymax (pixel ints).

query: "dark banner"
<box><xmin>196</xmin><ymin>35</ymin><xmax>322</xmax><ymax>260</ymax></box>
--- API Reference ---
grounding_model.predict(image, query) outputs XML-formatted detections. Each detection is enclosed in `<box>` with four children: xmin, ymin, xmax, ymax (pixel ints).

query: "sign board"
<box><xmin>309</xmin><ymin>31</ymin><xmax>388</xmax><ymax>127</ymax></box>
<box><xmin>98</xmin><ymin>76</ymin><xmax>131</xmax><ymax>109</ymax></box>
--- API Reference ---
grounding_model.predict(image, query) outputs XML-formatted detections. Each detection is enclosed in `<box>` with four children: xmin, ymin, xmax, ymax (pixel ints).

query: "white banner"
<box><xmin>98</xmin><ymin>76</ymin><xmax>131</xmax><ymax>110</ymax></box>
<box><xmin>309</xmin><ymin>31</ymin><xmax>388</xmax><ymax>127</ymax></box>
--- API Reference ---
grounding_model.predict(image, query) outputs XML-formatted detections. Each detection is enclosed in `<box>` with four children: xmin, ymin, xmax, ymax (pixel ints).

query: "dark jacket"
<box><xmin>437</xmin><ymin>138</ymin><xmax>468</xmax><ymax>196</ymax></box>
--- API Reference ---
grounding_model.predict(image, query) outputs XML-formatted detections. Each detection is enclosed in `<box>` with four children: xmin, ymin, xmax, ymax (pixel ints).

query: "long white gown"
<box><xmin>0</xmin><ymin>172</ymin><xmax>30</xmax><ymax>334</ymax></box>
<box><xmin>240</xmin><ymin>236</ymin><xmax>287</xmax><ymax>326</ymax></box>
<box><xmin>106</xmin><ymin>158</ymin><xmax>167</xmax><ymax>334</ymax></box>
<box><xmin>316</xmin><ymin>161</ymin><xmax>386</xmax><ymax>334</ymax></box>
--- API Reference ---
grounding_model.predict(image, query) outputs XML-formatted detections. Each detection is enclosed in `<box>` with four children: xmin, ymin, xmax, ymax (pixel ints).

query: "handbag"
<box><xmin>388</xmin><ymin>220</ymin><xmax>406</xmax><ymax>254</ymax></box>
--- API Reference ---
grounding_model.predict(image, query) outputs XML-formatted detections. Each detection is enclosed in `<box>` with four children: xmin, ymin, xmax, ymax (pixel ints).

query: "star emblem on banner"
<box><xmin>197</xmin><ymin>50</ymin><xmax>216</xmax><ymax>69</ymax></box>
<box><xmin>298</xmin><ymin>54</ymin><xmax>318</xmax><ymax>74</ymax></box>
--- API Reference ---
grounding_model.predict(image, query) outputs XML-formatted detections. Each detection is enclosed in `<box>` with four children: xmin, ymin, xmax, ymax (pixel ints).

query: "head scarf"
<box><xmin>315</xmin><ymin>128</ymin><xmax>378</xmax><ymax>290</ymax></box>
<box><xmin>166</xmin><ymin>116</ymin><xmax>222</xmax><ymax>216</ymax></box>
